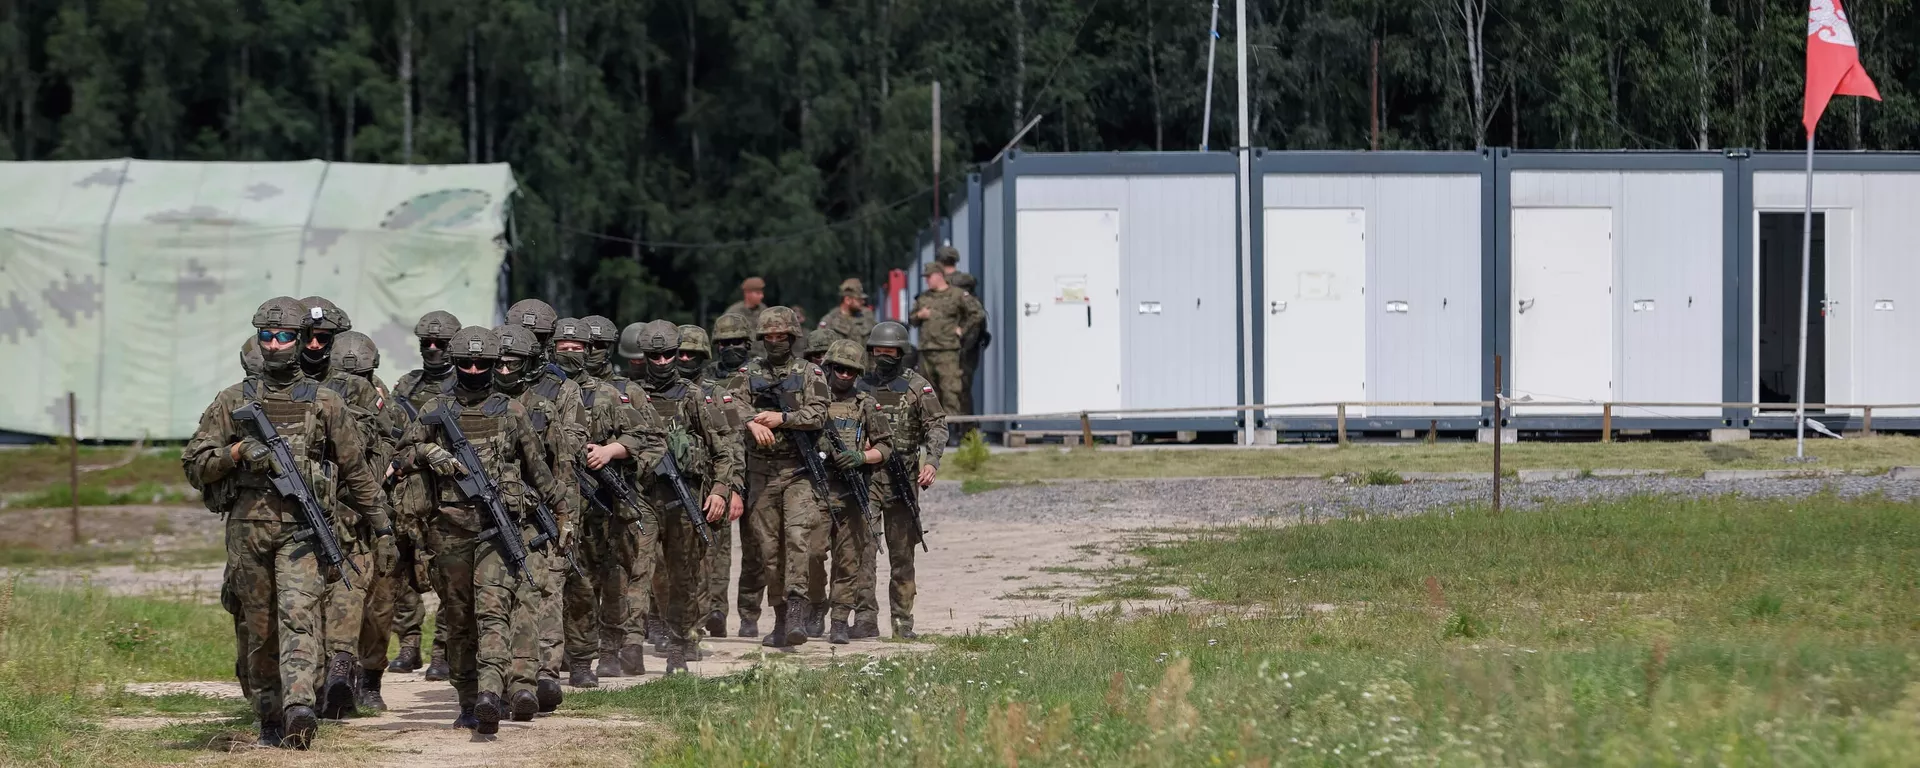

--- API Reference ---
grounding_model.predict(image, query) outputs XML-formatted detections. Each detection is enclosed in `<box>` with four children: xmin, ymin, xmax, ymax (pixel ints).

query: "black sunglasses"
<box><xmin>308</xmin><ymin>331</ymin><xmax>334</xmax><ymax>345</ymax></box>
<box><xmin>827</xmin><ymin>363</ymin><xmax>860</xmax><ymax>377</ymax></box>
<box><xmin>257</xmin><ymin>330</ymin><xmax>299</xmax><ymax>344</ymax></box>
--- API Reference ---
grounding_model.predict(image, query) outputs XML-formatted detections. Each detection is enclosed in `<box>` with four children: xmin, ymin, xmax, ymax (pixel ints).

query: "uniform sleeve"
<box><xmin>777</xmin><ymin>368</ymin><xmax>833</xmax><ymax>431</ymax></box>
<box><xmin>183</xmin><ymin>390</ymin><xmax>240</xmax><ymax>489</ymax></box>
<box><xmin>324</xmin><ymin>396</ymin><xmax>393</xmax><ymax>530</ymax></box>
<box><xmin>392</xmin><ymin>401</ymin><xmax>438</xmax><ymax>472</ymax></box>
<box><xmin>555</xmin><ymin>387</ymin><xmax>589</xmax><ymax>475</ymax></box>
<box><xmin>907</xmin><ymin>294</ymin><xmax>929</xmax><ymax>328</ymax></box>
<box><xmin>862</xmin><ymin>397</ymin><xmax>894</xmax><ymax>463</ymax></box>
<box><xmin>913</xmin><ymin>373</ymin><xmax>949</xmax><ymax>468</ymax></box>
<box><xmin>613</xmin><ymin>396</ymin><xmax>670</xmax><ymax>477</ymax></box>
<box><xmin>697</xmin><ymin>396</ymin><xmax>741</xmax><ymax>498</ymax></box>
<box><xmin>513</xmin><ymin>410</ymin><xmax>569</xmax><ymax>521</ymax></box>
<box><xmin>959</xmin><ymin>291</ymin><xmax>986</xmax><ymax>333</ymax></box>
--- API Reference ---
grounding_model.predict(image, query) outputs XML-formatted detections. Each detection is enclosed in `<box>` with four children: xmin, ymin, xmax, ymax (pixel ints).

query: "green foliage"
<box><xmin>952</xmin><ymin>430</ymin><xmax>990</xmax><ymax>474</ymax></box>
<box><xmin>1361</xmin><ymin>468</ymin><xmax>1404</xmax><ymax>486</ymax></box>
<box><xmin>15</xmin><ymin>481</ymin><xmax>188</xmax><ymax>508</ymax></box>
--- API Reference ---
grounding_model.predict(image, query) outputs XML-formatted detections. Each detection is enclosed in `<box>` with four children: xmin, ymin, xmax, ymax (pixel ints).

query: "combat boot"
<box><xmin>423</xmin><ymin>647</ymin><xmax>450</xmax><ymax>681</ymax></box>
<box><xmin>704</xmin><ymin>611</ymin><xmax>727</xmax><ymax>639</ymax></box>
<box><xmin>618</xmin><ymin>644</ymin><xmax>647</xmax><ymax>676</ymax></box>
<box><xmin>453</xmin><ymin>705</ymin><xmax>479</xmax><ymax>730</ymax></box>
<box><xmin>282</xmin><ymin>705</ymin><xmax>318</xmax><ymax>750</ymax></box>
<box><xmin>761</xmin><ymin>612</ymin><xmax>789</xmax><ymax>648</ymax></box>
<box><xmin>320</xmin><ymin>651</ymin><xmax>358</xmax><ymax>719</ymax></box>
<box><xmin>647</xmin><ymin>615</ymin><xmax>668</xmax><ymax>651</ymax></box>
<box><xmin>830</xmin><ymin>619</ymin><xmax>851</xmax><ymax>645</ymax></box>
<box><xmin>738</xmin><ymin>617</ymin><xmax>759</xmax><ymax>638</ymax></box>
<box><xmin>850</xmin><ymin>618</ymin><xmax>881</xmax><ymax>639</ymax></box>
<box><xmin>510</xmin><ymin>689</ymin><xmax>538</xmax><ymax>722</ymax></box>
<box><xmin>806</xmin><ymin>604</ymin><xmax>826</xmax><ymax>638</ymax></box>
<box><xmin>387</xmin><ymin>645</ymin><xmax>422</xmax><ymax>673</ymax></box>
<box><xmin>357</xmin><ymin>669</ymin><xmax>388</xmax><ymax>712</ymax></box>
<box><xmin>473</xmin><ymin>691</ymin><xmax>504</xmax><ymax>735</ymax></box>
<box><xmin>257</xmin><ymin>720</ymin><xmax>284</xmax><ymax>748</ymax></box>
<box><xmin>664</xmin><ymin>640</ymin><xmax>689</xmax><ymax>675</ymax></box>
<box><xmin>596</xmin><ymin>652</ymin><xmax>624</xmax><ymax>678</ymax></box>
<box><xmin>893</xmin><ymin>617</ymin><xmax>918</xmax><ymax>640</ymax></box>
<box><xmin>536</xmin><ymin>678</ymin><xmax>563</xmax><ymax>713</ymax></box>
<box><xmin>784</xmin><ymin>597</ymin><xmax>810</xmax><ymax>647</ymax></box>
<box><xmin>569</xmin><ymin>660</ymin><xmax>598</xmax><ymax>688</ymax></box>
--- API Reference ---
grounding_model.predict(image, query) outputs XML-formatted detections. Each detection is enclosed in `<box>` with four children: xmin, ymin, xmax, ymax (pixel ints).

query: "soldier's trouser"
<box><xmin>620</xmin><ymin>508</ymin><xmax>662</xmax><ymax>648</ymax></box>
<box><xmin>534</xmin><ymin>545</ymin><xmax>567</xmax><ymax>679</ymax></box>
<box><xmin>564</xmin><ymin>512</ymin><xmax>617</xmax><ymax>665</ymax></box>
<box><xmin>883</xmin><ymin>499</ymin><xmax>921</xmax><ymax>632</ymax></box>
<box><xmin>227</xmin><ymin>518</ymin><xmax>326</xmax><ymax>722</ymax></box>
<box><xmin>656</xmin><ymin>502</ymin><xmax>710</xmax><ymax>643</ymax></box>
<box><xmin>921</xmin><ymin>350</ymin><xmax>966</xmax><ymax>417</ymax></box>
<box><xmin>736</xmin><ymin>502</ymin><xmax>768</xmax><ymax>623</ymax></box>
<box><xmin>510</xmin><ymin>547</ymin><xmax>555</xmax><ymax>694</ymax></box>
<box><xmin>749</xmin><ymin>463</ymin><xmax>828</xmax><ymax>603</ymax></box>
<box><xmin>697</xmin><ymin>509</ymin><xmax>732</xmax><ymax>624</ymax></box>
<box><xmin>430</xmin><ymin>514</ymin><xmax>537</xmax><ymax>705</ymax></box>
<box><xmin>323</xmin><ymin>545</ymin><xmax>373</xmax><ymax>658</ymax></box>
<box><xmin>221</xmin><ymin>573</ymin><xmax>252</xmax><ymax>698</ymax></box>
<box><xmin>827</xmin><ymin>498</ymin><xmax>877</xmax><ymax>623</ymax></box>
<box><xmin>360</xmin><ymin>557</ymin><xmax>398</xmax><ymax>671</ymax></box>
<box><xmin>391</xmin><ymin>537</ymin><xmax>426</xmax><ymax>650</ymax></box>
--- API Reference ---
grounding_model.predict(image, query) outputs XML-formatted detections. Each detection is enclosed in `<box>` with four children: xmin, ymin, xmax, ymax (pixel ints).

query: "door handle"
<box><xmin>1023</xmin><ymin>302</ymin><xmax>1041</xmax><ymax>316</ymax></box>
<box><xmin>1086</xmin><ymin>306</ymin><xmax>1092</xmax><ymax>327</ymax></box>
<box><xmin>1518</xmin><ymin>298</ymin><xmax>1536</xmax><ymax>314</ymax></box>
<box><xmin>1269</xmin><ymin>301</ymin><xmax>1287</xmax><ymax>314</ymax></box>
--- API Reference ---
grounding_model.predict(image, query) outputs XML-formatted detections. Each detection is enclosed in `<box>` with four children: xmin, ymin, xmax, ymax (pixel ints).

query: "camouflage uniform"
<box><xmin>494</xmin><ymin>323</ymin><xmax>588</xmax><ymax>713</ymax></box>
<box><xmin>221</xmin><ymin>337</ymin><xmax>266</xmax><ymax>701</ymax></box>
<box><xmin>680</xmin><ymin>325</ymin><xmax>748</xmax><ymax>638</ymax></box>
<box><xmin>326</xmin><ymin>330</ymin><xmax>407</xmax><ymax>711</ymax></box>
<box><xmin>394</xmin><ymin>326</ymin><xmax>571</xmax><ymax>733</ymax></box>
<box><xmin>818</xmin><ymin>341</ymin><xmax>893</xmax><ymax>643</ymax></box>
<box><xmin>586</xmin><ymin>321</ymin><xmax>670</xmax><ymax>677</ymax></box>
<box><xmin>818</xmin><ymin>278</ymin><xmax>877</xmax><ymax>343</ymax></box>
<box><xmin>388</xmin><ymin>311</ymin><xmax>461</xmax><ymax>677</ymax></box>
<box><xmin>910</xmin><ymin>283</ymin><xmax>984</xmax><ymax>418</ymax></box>
<box><xmin>708</xmin><ymin>314</ymin><xmax>769</xmax><ymax>637</ymax></box>
<box><xmin>936</xmin><ymin>247</ymin><xmax>987</xmax><ymax>421</ymax></box>
<box><xmin>624</xmin><ymin>321</ymin><xmax>741</xmax><ymax>671</ymax></box>
<box><xmin>725</xmin><ymin>307</ymin><xmax>833</xmax><ymax>648</ymax></box>
<box><xmin>183</xmin><ymin>297</ymin><xmax>392</xmax><ymax>748</ymax></box>
<box><xmin>857</xmin><ymin>322</ymin><xmax>947</xmax><ymax>638</ymax></box>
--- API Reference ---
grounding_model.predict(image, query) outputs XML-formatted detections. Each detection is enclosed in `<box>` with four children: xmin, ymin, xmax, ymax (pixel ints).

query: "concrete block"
<box><xmin>1251</xmin><ymin>429</ymin><xmax>1278</xmax><ymax>446</ymax></box>
<box><xmin>1590</xmin><ymin>468</ymin><xmax>1674</xmax><ymax>478</ymax></box>
<box><xmin>1518</xmin><ymin>469</ymin><xmax>1581</xmax><ymax>482</ymax></box>
<box><xmin>1710</xmin><ymin>428</ymin><xmax>1751</xmax><ymax>443</ymax></box>
<box><xmin>1476</xmin><ymin>428</ymin><xmax>1517</xmax><ymax>445</ymax></box>
<box><xmin>1176</xmin><ymin>430</ymin><xmax>1198</xmax><ymax>444</ymax></box>
<box><xmin>1888</xmin><ymin>466</ymin><xmax>1920</xmax><ymax>481</ymax></box>
<box><xmin>1398</xmin><ymin>429</ymin><xmax>1418</xmax><ymax>439</ymax></box>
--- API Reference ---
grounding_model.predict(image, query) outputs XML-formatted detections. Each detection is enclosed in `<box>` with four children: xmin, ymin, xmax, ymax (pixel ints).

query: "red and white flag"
<box><xmin>1804</xmin><ymin>0</ymin><xmax>1881</xmax><ymax>137</ymax></box>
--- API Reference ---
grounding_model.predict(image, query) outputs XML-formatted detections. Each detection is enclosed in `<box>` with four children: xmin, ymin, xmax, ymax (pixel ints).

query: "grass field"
<box><xmin>0</xmin><ymin>444</ymin><xmax>184</xmax><ymax>495</ymax></box>
<box><xmin>570</xmin><ymin>493</ymin><xmax>1920</xmax><ymax>765</ymax></box>
<box><xmin>953</xmin><ymin>435</ymin><xmax>1920</xmax><ymax>482</ymax></box>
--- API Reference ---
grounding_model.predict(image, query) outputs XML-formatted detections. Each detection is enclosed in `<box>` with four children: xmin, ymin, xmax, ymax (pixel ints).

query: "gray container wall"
<box><xmin>980</xmin><ymin>176</ymin><xmax>1007</xmax><ymax>419</ymax></box>
<box><xmin>1255</xmin><ymin>154</ymin><xmax>1488</xmax><ymax>420</ymax></box>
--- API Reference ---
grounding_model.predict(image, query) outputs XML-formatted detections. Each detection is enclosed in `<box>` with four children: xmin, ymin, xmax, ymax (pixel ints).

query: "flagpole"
<box><xmin>1793</xmin><ymin>134</ymin><xmax>1815</xmax><ymax>459</ymax></box>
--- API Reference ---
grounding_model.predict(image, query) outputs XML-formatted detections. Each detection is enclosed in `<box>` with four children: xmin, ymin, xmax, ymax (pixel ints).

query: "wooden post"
<box><xmin>1079</xmin><ymin>411</ymin><xmax>1096</xmax><ymax>450</ymax></box>
<box><xmin>1602</xmin><ymin>403</ymin><xmax>1613</xmax><ymax>444</ymax></box>
<box><xmin>1427</xmin><ymin>419</ymin><xmax>1437</xmax><ymax>444</ymax></box>
<box><xmin>1492</xmin><ymin>355</ymin><xmax>1502</xmax><ymax>517</ymax></box>
<box><xmin>1336</xmin><ymin>404</ymin><xmax>1348</xmax><ymax>445</ymax></box>
<box><xmin>68</xmin><ymin>391</ymin><xmax>80</xmax><ymax>546</ymax></box>
<box><xmin>1862</xmin><ymin>406</ymin><xmax>1873</xmax><ymax>436</ymax></box>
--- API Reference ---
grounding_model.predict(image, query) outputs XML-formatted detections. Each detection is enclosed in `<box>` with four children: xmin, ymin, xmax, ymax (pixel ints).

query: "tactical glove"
<box><xmin>238</xmin><ymin>438</ymin><xmax>274</xmax><ymax>473</ymax></box>
<box><xmin>420</xmin><ymin>444</ymin><xmax>466</xmax><ymax>478</ymax></box>
<box><xmin>374</xmin><ymin>534</ymin><xmax>399</xmax><ymax>575</ymax></box>
<box><xmin>832</xmin><ymin>449</ymin><xmax>864</xmax><ymax>471</ymax></box>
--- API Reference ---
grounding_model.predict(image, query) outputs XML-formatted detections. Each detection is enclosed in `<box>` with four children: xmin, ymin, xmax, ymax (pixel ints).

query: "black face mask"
<box><xmin>644</xmin><ymin>358</ymin><xmax>678</xmax><ymax>388</ymax></box>
<box><xmin>765</xmin><ymin>338</ymin><xmax>794</xmax><ymax>365</ymax></box>
<box><xmin>871</xmin><ymin>353</ymin><xmax>904</xmax><ymax>381</ymax></box>
<box><xmin>420</xmin><ymin>341</ymin><xmax>450</xmax><ymax>375</ymax></box>
<box><xmin>455</xmin><ymin>366</ymin><xmax>494</xmax><ymax>393</ymax></box>
<box><xmin>676</xmin><ymin>354</ymin><xmax>707</xmax><ymax>379</ymax></box>
<box><xmin>552</xmin><ymin>350</ymin><xmax>587</xmax><ymax>378</ymax></box>
<box><xmin>828</xmin><ymin>370</ymin><xmax>856</xmax><ymax>394</ymax></box>
<box><xmin>261</xmin><ymin>343</ymin><xmax>301</xmax><ymax>384</ymax></box>
<box><xmin>587</xmin><ymin>347</ymin><xmax>612</xmax><ymax>379</ymax></box>
<box><xmin>717</xmin><ymin>346</ymin><xmax>749</xmax><ymax>369</ymax></box>
<box><xmin>299</xmin><ymin>343</ymin><xmax>332</xmax><ymax>377</ymax></box>
<box><xmin>493</xmin><ymin>358</ymin><xmax>529</xmax><ymax>395</ymax></box>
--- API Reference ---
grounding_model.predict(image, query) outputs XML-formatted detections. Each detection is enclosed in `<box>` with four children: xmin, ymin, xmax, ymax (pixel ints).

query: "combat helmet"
<box><xmin>581</xmin><ymin>316</ymin><xmax>618</xmax><ymax>347</ymax></box>
<box><xmin>414</xmin><ymin>310</ymin><xmax>461</xmax><ymax>341</ymax></box>
<box><xmin>711</xmin><ymin>313</ymin><xmax>752</xmax><ymax>343</ymax></box>
<box><xmin>507</xmin><ymin>299</ymin><xmax>558</xmax><ymax>335</ymax></box>
<box><xmin>299</xmin><ymin>296</ymin><xmax>352</xmax><ymax>332</ymax></box>
<box><xmin>620</xmin><ymin>320</ymin><xmax>681</xmax><ymax>360</ymax></box>
<box><xmin>839</xmin><ymin>278</ymin><xmax>865</xmax><ymax>299</ymax></box>
<box><xmin>866</xmin><ymin>321</ymin><xmax>910</xmax><ymax>351</ymax></box>
<box><xmin>495</xmin><ymin>325</ymin><xmax>540</xmax><ymax>360</ymax></box>
<box><xmin>252</xmin><ymin>296</ymin><xmax>311</xmax><ymax>330</ymax></box>
<box><xmin>449</xmin><ymin>326</ymin><xmax>502</xmax><ymax>360</ymax></box>
<box><xmin>677</xmin><ymin>325</ymin><xmax>711</xmax><ymax>356</ymax></box>
<box><xmin>756</xmin><ymin>306</ymin><xmax>800</xmax><ymax>338</ymax></box>
<box><xmin>806</xmin><ymin>328</ymin><xmax>837</xmax><ymax>358</ymax></box>
<box><xmin>823</xmin><ymin>339</ymin><xmax>866</xmax><ymax>372</ymax></box>
<box><xmin>553</xmin><ymin>317</ymin><xmax>591</xmax><ymax>345</ymax></box>
<box><xmin>330</xmin><ymin>331</ymin><xmax>380</xmax><ymax>374</ymax></box>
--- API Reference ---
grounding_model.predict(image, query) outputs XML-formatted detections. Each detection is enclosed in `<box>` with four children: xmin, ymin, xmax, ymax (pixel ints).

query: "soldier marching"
<box><xmin>189</xmin><ymin>277</ymin><xmax>949</xmax><ymax>746</ymax></box>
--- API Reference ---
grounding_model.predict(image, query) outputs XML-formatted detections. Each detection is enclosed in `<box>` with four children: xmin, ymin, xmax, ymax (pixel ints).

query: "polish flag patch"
<box><xmin>619</xmin><ymin>393</ymin><xmax>631</xmax><ymax>404</ymax></box>
<box><xmin>921</xmin><ymin>386</ymin><xmax>934</xmax><ymax>394</ymax></box>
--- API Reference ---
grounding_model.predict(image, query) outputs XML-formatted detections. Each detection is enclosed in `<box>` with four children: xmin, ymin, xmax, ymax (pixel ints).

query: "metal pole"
<box><xmin>1492</xmin><ymin>355</ymin><xmax>1503</xmax><ymax>517</ymax></box>
<box><xmin>1234</xmin><ymin>0</ymin><xmax>1255</xmax><ymax>445</ymax></box>
<box><xmin>68</xmin><ymin>391</ymin><xmax>80</xmax><ymax>546</ymax></box>
<box><xmin>1200</xmin><ymin>0</ymin><xmax>1220</xmax><ymax>150</ymax></box>
<box><xmin>932</xmin><ymin>80</ymin><xmax>942</xmax><ymax>226</ymax></box>
<box><xmin>1794</xmin><ymin>136</ymin><xmax>1815</xmax><ymax>459</ymax></box>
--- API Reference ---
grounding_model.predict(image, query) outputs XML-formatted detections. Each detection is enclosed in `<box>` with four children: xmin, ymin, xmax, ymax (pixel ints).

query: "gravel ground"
<box><xmin>921</xmin><ymin>474</ymin><xmax>1920</xmax><ymax>528</ymax></box>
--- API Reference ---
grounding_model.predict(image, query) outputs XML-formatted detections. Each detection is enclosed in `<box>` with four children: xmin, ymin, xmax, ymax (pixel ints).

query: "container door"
<box><xmin>1263</xmin><ymin>208</ymin><xmax>1366</xmax><ymax>417</ymax></box>
<box><xmin>1015</xmin><ymin>209</ymin><xmax>1122</xmax><ymax>415</ymax></box>
<box><xmin>1512</xmin><ymin>207</ymin><xmax>1613</xmax><ymax>414</ymax></box>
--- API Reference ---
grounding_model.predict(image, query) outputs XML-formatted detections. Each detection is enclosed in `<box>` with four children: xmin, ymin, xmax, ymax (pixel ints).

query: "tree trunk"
<box><xmin>879</xmin><ymin>0</ymin><xmax>891</xmax><ymax>101</ymax></box>
<box><xmin>401</xmin><ymin>0</ymin><xmax>413</xmax><ymax>163</ymax></box>
<box><xmin>1012</xmin><ymin>0</ymin><xmax>1025</xmax><ymax>136</ymax></box>
<box><xmin>1696</xmin><ymin>0</ymin><xmax>1710</xmax><ymax>150</ymax></box>
<box><xmin>685</xmin><ymin>1</ymin><xmax>700</xmax><ymax>175</ymax></box>
<box><xmin>1461</xmin><ymin>0</ymin><xmax>1488</xmax><ymax>148</ymax></box>
<box><xmin>1148</xmin><ymin>0</ymin><xmax>1162</xmax><ymax>151</ymax></box>
<box><xmin>467</xmin><ymin>28</ymin><xmax>477</xmax><ymax>164</ymax></box>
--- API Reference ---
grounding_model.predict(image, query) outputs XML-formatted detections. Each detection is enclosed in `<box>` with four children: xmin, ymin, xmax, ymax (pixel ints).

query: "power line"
<box><xmin>1003</xmin><ymin>0</ymin><xmax>1107</xmax><ymax>152</ymax></box>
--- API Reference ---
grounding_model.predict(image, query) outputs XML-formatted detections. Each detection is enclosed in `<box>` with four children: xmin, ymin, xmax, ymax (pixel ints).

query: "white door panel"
<box><xmin>1513</xmin><ymin>208</ymin><xmax>1613</xmax><ymax>414</ymax></box>
<box><xmin>1016</xmin><ymin>209</ymin><xmax>1122</xmax><ymax>414</ymax></box>
<box><xmin>1263</xmin><ymin>208</ymin><xmax>1366</xmax><ymax>416</ymax></box>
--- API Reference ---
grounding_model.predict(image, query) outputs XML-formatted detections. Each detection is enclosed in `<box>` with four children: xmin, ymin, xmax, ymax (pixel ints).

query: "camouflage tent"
<box><xmin>0</xmin><ymin>160</ymin><xmax>515</xmax><ymax>440</ymax></box>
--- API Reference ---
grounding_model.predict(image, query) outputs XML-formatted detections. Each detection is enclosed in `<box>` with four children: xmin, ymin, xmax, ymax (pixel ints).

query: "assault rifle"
<box><xmin>820</xmin><ymin>426</ymin><xmax>880</xmax><ymax>541</ymax></box>
<box><xmin>748</xmin><ymin>378</ymin><xmax>832</xmax><ymax>510</ymax></box>
<box><xmin>421</xmin><ymin>408</ymin><xmax>533</xmax><ymax>584</ymax></box>
<box><xmin>656</xmin><ymin>450</ymin><xmax>713</xmax><ymax>545</ymax></box>
<box><xmin>232</xmin><ymin>402</ymin><xmax>363</xmax><ymax>588</ymax></box>
<box><xmin>880</xmin><ymin>452</ymin><xmax>929</xmax><ymax>551</ymax></box>
<box><xmin>529</xmin><ymin>497</ymin><xmax>586</xmax><ymax>580</ymax></box>
<box><xmin>577</xmin><ymin>449</ymin><xmax>647</xmax><ymax>533</ymax></box>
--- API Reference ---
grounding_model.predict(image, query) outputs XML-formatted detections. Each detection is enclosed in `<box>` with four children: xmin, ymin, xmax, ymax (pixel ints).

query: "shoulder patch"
<box><xmin>922</xmin><ymin>385</ymin><xmax>934</xmax><ymax>394</ymax></box>
<box><xmin>722</xmin><ymin>395</ymin><xmax>733</xmax><ymax>403</ymax></box>
<box><xmin>619</xmin><ymin>393</ymin><xmax>631</xmax><ymax>403</ymax></box>
<box><xmin>374</xmin><ymin>395</ymin><xmax>384</xmax><ymax>410</ymax></box>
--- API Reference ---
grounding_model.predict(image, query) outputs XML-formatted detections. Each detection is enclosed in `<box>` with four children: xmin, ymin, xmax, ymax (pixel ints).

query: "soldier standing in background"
<box><xmin>804</xmin><ymin>329</ymin><xmax>836</xmax><ymax>367</ymax></box>
<box><xmin>724</xmin><ymin>277</ymin><xmax>769</xmax><ymax>336</ymax></box>
<box><xmin>936</xmin><ymin>248</ymin><xmax>989</xmax><ymax>428</ymax></box>
<box><xmin>624</xmin><ymin>321</ymin><xmax>739</xmax><ymax>672</ymax></box>
<box><xmin>727</xmin><ymin>307</ymin><xmax>832</xmax><ymax>648</ymax></box>
<box><xmin>394</xmin><ymin>326</ymin><xmax>570</xmax><ymax>735</ymax></box>
<box><xmin>935</xmin><ymin>246</ymin><xmax>977</xmax><ymax>294</ymax></box>
<box><xmin>298</xmin><ymin>297</ymin><xmax>392</xmax><ymax>720</ymax></box>
<box><xmin>390</xmin><ymin>310</ymin><xmax>461</xmax><ymax>681</ymax></box>
<box><xmin>328</xmin><ymin>331</ymin><xmax>405</xmax><ymax>712</ymax></box>
<box><xmin>817</xmin><ymin>340</ymin><xmax>893</xmax><ymax>645</ymax></box>
<box><xmin>818</xmin><ymin>279</ymin><xmax>877</xmax><ymax>343</ymax></box>
<box><xmin>857</xmin><ymin>322</ymin><xmax>945</xmax><ymax>639</ymax></box>
<box><xmin>594</xmin><ymin>323</ymin><xmax>670</xmax><ymax>677</ymax></box>
<box><xmin>678</xmin><ymin>324</ymin><xmax>746</xmax><ymax>639</ymax></box>
<box><xmin>910</xmin><ymin>270</ymin><xmax>984</xmax><ymax>431</ymax></box>
<box><xmin>707</xmin><ymin>313</ymin><xmax>768</xmax><ymax>637</ymax></box>
<box><xmin>183</xmin><ymin>297</ymin><xmax>395</xmax><ymax>749</ymax></box>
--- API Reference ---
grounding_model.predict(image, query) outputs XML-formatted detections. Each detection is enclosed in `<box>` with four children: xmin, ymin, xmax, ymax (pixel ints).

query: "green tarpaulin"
<box><xmin>0</xmin><ymin>160</ymin><xmax>515</xmax><ymax>440</ymax></box>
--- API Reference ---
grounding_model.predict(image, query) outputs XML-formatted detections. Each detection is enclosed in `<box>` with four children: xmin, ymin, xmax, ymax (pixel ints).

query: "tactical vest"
<box><xmin>858</xmin><ymin>375</ymin><xmax>922</xmax><ymax>448</ymax></box>
<box><xmin>237</xmin><ymin>378</ymin><xmax>336</xmax><ymax>513</ymax></box>
<box><xmin>824</xmin><ymin>396</ymin><xmax>871</xmax><ymax>496</ymax></box>
<box><xmin>744</xmin><ymin>364</ymin><xmax>812</xmax><ymax>457</ymax></box>
<box><xmin>430</xmin><ymin>394</ymin><xmax>527</xmax><ymax>512</ymax></box>
<box><xmin>648</xmin><ymin>380</ymin><xmax>712</xmax><ymax>484</ymax></box>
